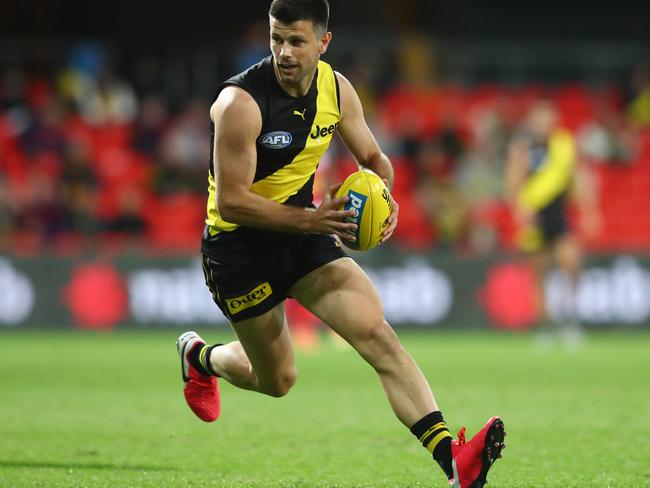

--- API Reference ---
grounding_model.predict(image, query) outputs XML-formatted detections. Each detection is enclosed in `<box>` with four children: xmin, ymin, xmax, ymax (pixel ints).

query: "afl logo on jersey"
<box><xmin>258</xmin><ymin>131</ymin><xmax>292</xmax><ymax>149</ymax></box>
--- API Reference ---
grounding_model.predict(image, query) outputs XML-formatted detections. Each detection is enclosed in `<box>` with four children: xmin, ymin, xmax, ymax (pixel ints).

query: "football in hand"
<box><xmin>335</xmin><ymin>169</ymin><xmax>392</xmax><ymax>251</ymax></box>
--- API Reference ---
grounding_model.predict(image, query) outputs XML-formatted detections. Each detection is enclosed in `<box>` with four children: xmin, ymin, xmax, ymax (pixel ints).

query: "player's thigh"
<box><xmin>230</xmin><ymin>301</ymin><xmax>296</xmax><ymax>386</ymax></box>
<box><xmin>289</xmin><ymin>258</ymin><xmax>397</xmax><ymax>358</ymax></box>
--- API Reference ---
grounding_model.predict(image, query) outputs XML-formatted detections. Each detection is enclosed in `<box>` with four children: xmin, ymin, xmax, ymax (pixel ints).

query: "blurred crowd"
<box><xmin>0</xmin><ymin>39</ymin><xmax>648</xmax><ymax>255</ymax></box>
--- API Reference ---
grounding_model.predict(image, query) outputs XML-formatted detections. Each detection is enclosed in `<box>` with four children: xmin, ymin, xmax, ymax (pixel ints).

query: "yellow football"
<box><xmin>335</xmin><ymin>168</ymin><xmax>392</xmax><ymax>251</ymax></box>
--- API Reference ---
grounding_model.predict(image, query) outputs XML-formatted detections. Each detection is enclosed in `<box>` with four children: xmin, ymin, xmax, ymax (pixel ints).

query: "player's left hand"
<box><xmin>380</xmin><ymin>192</ymin><xmax>399</xmax><ymax>244</ymax></box>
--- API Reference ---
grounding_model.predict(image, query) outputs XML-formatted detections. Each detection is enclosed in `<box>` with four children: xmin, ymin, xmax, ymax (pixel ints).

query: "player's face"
<box><xmin>529</xmin><ymin>105</ymin><xmax>558</xmax><ymax>140</ymax></box>
<box><xmin>269</xmin><ymin>17</ymin><xmax>331</xmax><ymax>94</ymax></box>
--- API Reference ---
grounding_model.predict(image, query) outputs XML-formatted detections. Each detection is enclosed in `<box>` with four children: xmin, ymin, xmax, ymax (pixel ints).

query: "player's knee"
<box><xmin>560</xmin><ymin>249</ymin><xmax>581</xmax><ymax>274</ymax></box>
<box><xmin>260</xmin><ymin>367</ymin><xmax>297</xmax><ymax>398</ymax></box>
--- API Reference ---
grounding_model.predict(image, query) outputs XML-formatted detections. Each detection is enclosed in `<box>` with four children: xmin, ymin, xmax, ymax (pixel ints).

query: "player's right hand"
<box><xmin>308</xmin><ymin>184</ymin><xmax>358</xmax><ymax>241</ymax></box>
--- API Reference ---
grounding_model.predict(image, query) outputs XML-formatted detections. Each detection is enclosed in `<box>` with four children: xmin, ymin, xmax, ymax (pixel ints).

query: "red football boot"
<box><xmin>449</xmin><ymin>416</ymin><xmax>505</xmax><ymax>488</ymax></box>
<box><xmin>176</xmin><ymin>331</ymin><xmax>220</xmax><ymax>422</ymax></box>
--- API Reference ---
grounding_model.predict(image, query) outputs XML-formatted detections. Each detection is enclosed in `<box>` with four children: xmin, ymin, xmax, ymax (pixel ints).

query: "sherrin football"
<box><xmin>335</xmin><ymin>168</ymin><xmax>392</xmax><ymax>251</ymax></box>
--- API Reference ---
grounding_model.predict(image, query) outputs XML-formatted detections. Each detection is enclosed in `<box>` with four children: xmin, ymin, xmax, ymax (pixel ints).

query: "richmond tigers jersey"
<box><xmin>205</xmin><ymin>56</ymin><xmax>341</xmax><ymax>234</ymax></box>
<box><xmin>518</xmin><ymin>128</ymin><xmax>576</xmax><ymax>213</ymax></box>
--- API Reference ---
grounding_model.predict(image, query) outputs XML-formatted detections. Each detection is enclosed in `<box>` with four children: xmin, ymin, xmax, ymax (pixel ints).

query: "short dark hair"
<box><xmin>269</xmin><ymin>0</ymin><xmax>330</xmax><ymax>33</ymax></box>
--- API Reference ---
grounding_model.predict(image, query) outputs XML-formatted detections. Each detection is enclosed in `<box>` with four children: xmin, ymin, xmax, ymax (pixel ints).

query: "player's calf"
<box><xmin>354</xmin><ymin>319</ymin><xmax>405</xmax><ymax>372</ymax></box>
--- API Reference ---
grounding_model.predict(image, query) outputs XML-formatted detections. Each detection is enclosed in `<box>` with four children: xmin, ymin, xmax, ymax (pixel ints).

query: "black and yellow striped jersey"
<box><xmin>206</xmin><ymin>56</ymin><xmax>341</xmax><ymax>234</ymax></box>
<box><xmin>515</xmin><ymin>128</ymin><xmax>577</xmax><ymax>251</ymax></box>
<box><xmin>518</xmin><ymin>128</ymin><xmax>576</xmax><ymax>213</ymax></box>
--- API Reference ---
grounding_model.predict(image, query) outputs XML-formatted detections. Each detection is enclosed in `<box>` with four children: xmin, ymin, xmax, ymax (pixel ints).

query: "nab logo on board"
<box><xmin>259</xmin><ymin>131</ymin><xmax>292</xmax><ymax>149</ymax></box>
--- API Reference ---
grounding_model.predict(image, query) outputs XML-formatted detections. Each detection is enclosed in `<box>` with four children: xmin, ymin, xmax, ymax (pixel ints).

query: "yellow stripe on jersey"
<box><xmin>206</xmin><ymin>60</ymin><xmax>341</xmax><ymax>234</ymax></box>
<box><xmin>206</xmin><ymin>172</ymin><xmax>237</xmax><ymax>233</ymax></box>
<box><xmin>517</xmin><ymin>129</ymin><xmax>576</xmax><ymax>212</ymax></box>
<box><xmin>249</xmin><ymin>61</ymin><xmax>340</xmax><ymax>204</ymax></box>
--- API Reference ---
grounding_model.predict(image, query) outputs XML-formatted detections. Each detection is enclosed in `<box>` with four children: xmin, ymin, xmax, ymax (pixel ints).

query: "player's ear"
<box><xmin>319</xmin><ymin>31</ymin><xmax>332</xmax><ymax>55</ymax></box>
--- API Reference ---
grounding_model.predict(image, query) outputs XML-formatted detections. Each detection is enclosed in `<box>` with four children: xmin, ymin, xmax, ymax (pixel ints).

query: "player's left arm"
<box><xmin>571</xmin><ymin>161</ymin><xmax>601</xmax><ymax>239</ymax></box>
<box><xmin>335</xmin><ymin>71</ymin><xmax>398</xmax><ymax>243</ymax></box>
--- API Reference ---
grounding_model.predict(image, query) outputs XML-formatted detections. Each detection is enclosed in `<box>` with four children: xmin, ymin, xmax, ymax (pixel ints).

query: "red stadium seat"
<box><xmin>142</xmin><ymin>192</ymin><xmax>205</xmax><ymax>252</ymax></box>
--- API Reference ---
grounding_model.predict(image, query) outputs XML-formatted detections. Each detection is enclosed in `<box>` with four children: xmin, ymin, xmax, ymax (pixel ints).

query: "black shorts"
<box><xmin>200</xmin><ymin>225</ymin><xmax>348</xmax><ymax>323</ymax></box>
<box><xmin>537</xmin><ymin>194</ymin><xmax>569</xmax><ymax>244</ymax></box>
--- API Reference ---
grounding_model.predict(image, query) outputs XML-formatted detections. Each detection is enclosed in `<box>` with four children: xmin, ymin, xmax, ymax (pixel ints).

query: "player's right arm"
<box><xmin>212</xmin><ymin>86</ymin><xmax>357</xmax><ymax>240</ymax></box>
<box><xmin>505</xmin><ymin>138</ymin><xmax>528</xmax><ymax>206</ymax></box>
<box><xmin>505</xmin><ymin>137</ymin><xmax>535</xmax><ymax>227</ymax></box>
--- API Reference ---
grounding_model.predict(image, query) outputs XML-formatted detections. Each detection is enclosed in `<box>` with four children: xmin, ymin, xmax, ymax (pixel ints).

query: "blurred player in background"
<box><xmin>506</xmin><ymin>100</ymin><xmax>600</xmax><ymax>345</ymax></box>
<box><xmin>175</xmin><ymin>1</ymin><xmax>505</xmax><ymax>486</ymax></box>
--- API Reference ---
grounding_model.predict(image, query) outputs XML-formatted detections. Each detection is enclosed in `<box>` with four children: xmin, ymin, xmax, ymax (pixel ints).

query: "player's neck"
<box><xmin>273</xmin><ymin>66</ymin><xmax>316</xmax><ymax>98</ymax></box>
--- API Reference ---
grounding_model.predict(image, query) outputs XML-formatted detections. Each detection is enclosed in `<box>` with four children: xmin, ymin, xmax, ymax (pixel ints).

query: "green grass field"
<box><xmin>1</xmin><ymin>329</ymin><xmax>649</xmax><ymax>487</ymax></box>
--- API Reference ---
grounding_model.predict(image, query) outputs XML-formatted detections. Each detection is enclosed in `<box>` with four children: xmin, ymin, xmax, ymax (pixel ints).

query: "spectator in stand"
<box><xmin>413</xmin><ymin>120</ymin><xmax>468</xmax><ymax>249</ymax></box>
<box><xmin>457</xmin><ymin>108</ymin><xmax>510</xmax><ymax>255</ymax></box>
<box><xmin>578</xmin><ymin>99</ymin><xmax>637</xmax><ymax>166</ymax></box>
<box><xmin>102</xmin><ymin>185</ymin><xmax>146</xmax><ymax>237</ymax></box>
<box><xmin>57</xmin><ymin>43</ymin><xmax>138</xmax><ymax>126</ymax></box>
<box><xmin>626</xmin><ymin>62</ymin><xmax>650</xmax><ymax>128</ymax></box>
<box><xmin>79</xmin><ymin>69</ymin><xmax>138</xmax><ymax>126</ymax></box>
<box><xmin>17</xmin><ymin>166</ymin><xmax>67</xmax><ymax>242</ymax></box>
<box><xmin>131</xmin><ymin>95</ymin><xmax>170</xmax><ymax>158</ymax></box>
<box><xmin>156</xmin><ymin>98</ymin><xmax>211</xmax><ymax>194</ymax></box>
<box><xmin>233</xmin><ymin>21</ymin><xmax>270</xmax><ymax>74</ymax></box>
<box><xmin>343</xmin><ymin>51</ymin><xmax>394</xmax><ymax>140</ymax></box>
<box><xmin>20</xmin><ymin>95</ymin><xmax>67</xmax><ymax>159</ymax></box>
<box><xmin>0</xmin><ymin>175</ymin><xmax>16</xmax><ymax>249</ymax></box>
<box><xmin>1</xmin><ymin>68</ymin><xmax>32</xmax><ymax>170</ymax></box>
<box><xmin>161</xmin><ymin>99</ymin><xmax>210</xmax><ymax>169</ymax></box>
<box><xmin>396</xmin><ymin>31</ymin><xmax>437</xmax><ymax>87</ymax></box>
<box><xmin>60</xmin><ymin>141</ymin><xmax>99</xmax><ymax>240</ymax></box>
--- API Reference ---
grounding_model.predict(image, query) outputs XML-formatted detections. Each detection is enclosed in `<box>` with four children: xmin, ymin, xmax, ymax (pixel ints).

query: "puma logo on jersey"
<box><xmin>293</xmin><ymin>109</ymin><xmax>306</xmax><ymax>120</ymax></box>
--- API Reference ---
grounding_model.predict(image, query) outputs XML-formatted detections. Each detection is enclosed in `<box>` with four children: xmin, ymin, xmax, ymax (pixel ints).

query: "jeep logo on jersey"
<box><xmin>259</xmin><ymin>131</ymin><xmax>292</xmax><ymax>149</ymax></box>
<box><xmin>310</xmin><ymin>122</ymin><xmax>339</xmax><ymax>139</ymax></box>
